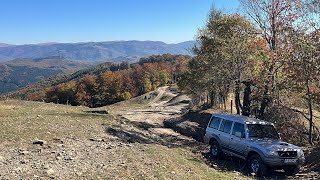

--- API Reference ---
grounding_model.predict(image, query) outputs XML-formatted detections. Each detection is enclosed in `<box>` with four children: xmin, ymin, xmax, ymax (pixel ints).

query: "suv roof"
<box><xmin>212</xmin><ymin>113</ymin><xmax>274</xmax><ymax>125</ymax></box>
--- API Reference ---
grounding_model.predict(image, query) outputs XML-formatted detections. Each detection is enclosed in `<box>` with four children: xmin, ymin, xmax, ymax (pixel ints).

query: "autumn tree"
<box><xmin>179</xmin><ymin>8</ymin><xmax>256</xmax><ymax>110</ymax></box>
<box><xmin>240</xmin><ymin>0</ymin><xmax>308</xmax><ymax>118</ymax></box>
<box><xmin>45</xmin><ymin>80</ymin><xmax>77</xmax><ymax>105</ymax></box>
<box><xmin>283</xmin><ymin>28</ymin><xmax>320</xmax><ymax>144</ymax></box>
<box><xmin>74</xmin><ymin>75</ymin><xmax>97</xmax><ymax>107</ymax></box>
<box><xmin>240</xmin><ymin>0</ymin><xmax>320</xmax><ymax>144</ymax></box>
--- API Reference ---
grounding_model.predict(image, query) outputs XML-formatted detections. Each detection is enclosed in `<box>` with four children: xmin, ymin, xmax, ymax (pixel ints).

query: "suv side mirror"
<box><xmin>235</xmin><ymin>132</ymin><xmax>242</xmax><ymax>138</ymax></box>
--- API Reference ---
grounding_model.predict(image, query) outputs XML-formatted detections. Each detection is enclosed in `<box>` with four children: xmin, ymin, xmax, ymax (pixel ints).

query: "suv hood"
<box><xmin>248</xmin><ymin>138</ymin><xmax>300</xmax><ymax>151</ymax></box>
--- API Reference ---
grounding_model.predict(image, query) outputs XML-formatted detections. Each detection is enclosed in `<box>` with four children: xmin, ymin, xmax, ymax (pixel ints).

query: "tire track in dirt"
<box><xmin>115</xmin><ymin>86</ymin><xmax>191</xmax><ymax>138</ymax></box>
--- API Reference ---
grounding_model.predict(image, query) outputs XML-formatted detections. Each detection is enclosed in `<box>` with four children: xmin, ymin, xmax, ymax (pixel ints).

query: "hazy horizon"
<box><xmin>0</xmin><ymin>39</ymin><xmax>196</xmax><ymax>46</ymax></box>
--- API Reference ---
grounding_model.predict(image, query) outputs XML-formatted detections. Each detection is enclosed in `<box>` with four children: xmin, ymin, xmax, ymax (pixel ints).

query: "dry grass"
<box><xmin>0</xmin><ymin>100</ymin><xmax>111</xmax><ymax>142</ymax></box>
<box><xmin>0</xmin><ymin>99</ymin><xmax>249</xmax><ymax>179</ymax></box>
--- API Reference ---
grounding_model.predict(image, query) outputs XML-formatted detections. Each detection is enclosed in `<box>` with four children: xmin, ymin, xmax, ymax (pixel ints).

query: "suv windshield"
<box><xmin>247</xmin><ymin>124</ymin><xmax>279</xmax><ymax>139</ymax></box>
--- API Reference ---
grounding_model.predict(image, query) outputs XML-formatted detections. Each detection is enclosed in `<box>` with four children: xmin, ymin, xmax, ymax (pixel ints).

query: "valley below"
<box><xmin>0</xmin><ymin>57</ymin><xmax>95</xmax><ymax>94</ymax></box>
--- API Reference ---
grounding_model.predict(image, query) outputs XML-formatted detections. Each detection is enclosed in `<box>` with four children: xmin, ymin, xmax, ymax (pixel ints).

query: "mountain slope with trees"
<box><xmin>0</xmin><ymin>57</ymin><xmax>93</xmax><ymax>94</ymax></box>
<box><xmin>6</xmin><ymin>54</ymin><xmax>191</xmax><ymax>107</ymax></box>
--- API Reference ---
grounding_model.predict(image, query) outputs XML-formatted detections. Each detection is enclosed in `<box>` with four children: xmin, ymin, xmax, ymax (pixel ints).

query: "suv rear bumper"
<box><xmin>263</xmin><ymin>156</ymin><xmax>305</xmax><ymax>167</ymax></box>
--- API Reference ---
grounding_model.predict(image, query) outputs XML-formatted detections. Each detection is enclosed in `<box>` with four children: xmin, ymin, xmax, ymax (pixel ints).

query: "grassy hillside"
<box><xmin>0</xmin><ymin>99</ymin><xmax>248</xmax><ymax>179</ymax></box>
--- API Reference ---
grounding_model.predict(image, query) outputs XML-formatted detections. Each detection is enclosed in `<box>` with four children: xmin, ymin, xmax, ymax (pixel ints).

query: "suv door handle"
<box><xmin>230</xmin><ymin>138</ymin><xmax>233</xmax><ymax>140</ymax></box>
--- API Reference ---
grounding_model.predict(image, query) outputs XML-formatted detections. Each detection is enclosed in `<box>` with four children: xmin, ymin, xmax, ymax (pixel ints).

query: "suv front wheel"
<box><xmin>249</xmin><ymin>154</ymin><xmax>267</xmax><ymax>177</ymax></box>
<box><xmin>210</xmin><ymin>141</ymin><xmax>222</xmax><ymax>159</ymax></box>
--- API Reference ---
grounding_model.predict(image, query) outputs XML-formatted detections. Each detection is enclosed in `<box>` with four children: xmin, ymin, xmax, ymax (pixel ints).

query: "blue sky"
<box><xmin>0</xmin><ymin>0</ymin><xmax>240</xmax><ymax>44</ymax></box>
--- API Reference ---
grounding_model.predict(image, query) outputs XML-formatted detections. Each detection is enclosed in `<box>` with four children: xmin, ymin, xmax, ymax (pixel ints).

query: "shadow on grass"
<box><xmin>304</xmin><ymin>147</ymin><xmax>320</xmax><ymax>173</ymax></box>
<box><xmin>41</xmin><ymin>112</ymin><xmax>110</xmax><ymax>119</ymax></box>
<box><xmin>105</xmin><ymin>125</ymin><xmax>204</xmax><ymax>151</ymax></box>
<box><xmin>104</xmin><ymin>115</ymin><xmax>206</xmax><ymax>152</ymax></box>
<box><xmin>201</xmin><ymin>152</ymin><xmax>298</xmax><ymax>179</ymax></box>
<box><xmin>106</xmin><ymin>127</ymin><xmax>154</xmax><ymax>144</ymax></box>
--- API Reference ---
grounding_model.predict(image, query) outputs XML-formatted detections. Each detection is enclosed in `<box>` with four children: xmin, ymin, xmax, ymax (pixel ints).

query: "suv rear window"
<box><xmin>219</xmin><ymin>119</ymin><xmax>233</xmax><ymax>134</ymax></box>
<box><xmin>209</xmin><ymin>117</ymin><xmax>221</xmax><ymax>129</ymax></box>
<box><xmin>232</xmin><ymin>122</ymin><xmax>245</xmax><ymax>138</ymax></box>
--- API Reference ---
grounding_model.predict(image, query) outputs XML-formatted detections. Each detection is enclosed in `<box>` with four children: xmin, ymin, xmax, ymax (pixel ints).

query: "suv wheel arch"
<box><xmin>209</xmin><ymin>138</ymin><xmax>217</xmax><ymax>145</ymax></box>
<box><xmin>246</xmin><ymin>151</ymin><xmax>260</xmax><ymax>161</ymax></box>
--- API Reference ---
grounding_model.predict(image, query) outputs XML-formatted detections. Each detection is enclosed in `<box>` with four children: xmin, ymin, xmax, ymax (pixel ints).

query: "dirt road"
<box><xmin>109</xmin><ymin>86</ymin><xmax>206</xmax><ymax>150</ymax></box>
<box><xmin>115</xmin><ymin>86</ymin><xmax>188</xmax><ymax>136</ymax></box>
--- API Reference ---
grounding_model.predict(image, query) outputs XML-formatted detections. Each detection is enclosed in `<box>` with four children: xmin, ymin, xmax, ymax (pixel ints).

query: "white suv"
<box><xmin>204</xmin><ymin>113</ymin><xmax>305</xmax><ymax>177</ymax></box>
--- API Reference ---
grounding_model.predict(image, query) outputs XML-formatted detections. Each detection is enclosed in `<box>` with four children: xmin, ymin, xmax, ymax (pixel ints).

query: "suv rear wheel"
<box><xmin>249</xmin><ymin>154</ymin><xmax>267</xmax><ymax>177</ymax></box>
<box><xmin>210</xmin><ymin>141</ymin><xmax>222</xmax><ymax>159</ymax></box>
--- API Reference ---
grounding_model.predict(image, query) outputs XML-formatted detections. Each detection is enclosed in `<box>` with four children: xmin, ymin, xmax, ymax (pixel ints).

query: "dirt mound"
<box><xmin>166</xmin><ymin>94</ymin><xmax>191</xmax><ymax>106</ymax></box>
<box><xmin>164</xmin><ymin>110</ymin><xmax>212</xmax><ymax>142</ymax></box>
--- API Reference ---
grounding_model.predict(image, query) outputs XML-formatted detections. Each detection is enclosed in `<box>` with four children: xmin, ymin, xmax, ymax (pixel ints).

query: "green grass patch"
<box><xmin>0</xmin><ymin>100</ymin><xmax>112</xmax><ymax>142</ymax></box>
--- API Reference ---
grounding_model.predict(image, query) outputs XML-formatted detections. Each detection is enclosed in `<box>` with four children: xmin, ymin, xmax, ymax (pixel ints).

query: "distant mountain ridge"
<box><xmin>0</xmin><ymin>43</ymin><xmax>13</xmax><ymax>48</ymax></box>
<box><xmin>0</xmin><ymin>40</ymin><xmax>195</xmax><ymax>61</ymax></box>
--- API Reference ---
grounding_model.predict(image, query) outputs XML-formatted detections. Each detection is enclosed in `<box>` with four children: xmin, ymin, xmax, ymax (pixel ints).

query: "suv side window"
<box><xmin>219</xmin><ymin>119</ymin><xmax>233</xmax><ymax>134</ymax></box>
<box><xmin>209</xmin><ymin>117</ymin><xmax>221</xmax><ymax>129</ymax></box>
<box><xmin>232</xmin><ymin>122</ymin><xmax>245</xmax><ymax>138</ymax></box>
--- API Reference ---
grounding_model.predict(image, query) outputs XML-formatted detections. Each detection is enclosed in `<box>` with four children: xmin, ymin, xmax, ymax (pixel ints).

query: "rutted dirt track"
<box><xmin>107</xmin><ymin>86</ymin><xmax>208</xmax><ymax>154</ymax></box>
<box><xmin>115</xmin><ymin>86</ymin><xmax>192</xmax><ymax>138</ymax></box>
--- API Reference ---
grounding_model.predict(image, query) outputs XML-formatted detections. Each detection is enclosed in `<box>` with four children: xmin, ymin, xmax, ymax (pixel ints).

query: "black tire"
<box><xmin>248</xmin><ymin>154</ymin><xmax>267</xmax><ymax>177</ymax></box>
<box><xmin>284</xmin><ymin>165</ymin><xmax>300</xmax><ymax>176</ymax></box>
<box><xmin>210</xmin><ymin>141</ymin><xmax>222</xmax><ymax>159</ymax></box>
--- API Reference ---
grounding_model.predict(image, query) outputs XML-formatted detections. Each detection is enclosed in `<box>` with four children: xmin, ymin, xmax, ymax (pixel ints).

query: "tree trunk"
<box><xmin>223</xmin><ymin>95</ymin><xmax>227</xmax><ymax>111</ymax></box>
<box><xmin>235</xmin><ymin>80</ymin><xmax>242</xmax><ymax>114</ymax></box>
<box><xmin>210</xmin><ymin>90</ymin><xmax>215</xmax><ymax>107</ymax></box>
<box><xmin>258</xmin><ymin>64</ymin><xmax>274</xmax><ymax>119</ymax></box>
<box><xmin>242</xmin><ymin>80</ymin><xmax>252</xmax><ymax>117</ymax></box>
<box><xmin>258</xmin><ymin>83</ymin><xmax>269</xmax><ymax>119</ymax></box>
<box><xmin>306</xmin><ymin>79</ymin><xmax>313</xmax><ymax>145</ymax></box>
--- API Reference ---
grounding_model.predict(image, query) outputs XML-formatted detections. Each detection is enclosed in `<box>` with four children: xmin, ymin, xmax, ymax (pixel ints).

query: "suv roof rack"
<box><xmin>212</xmin><ymin>113</ymin><xmax>274</xmax><ymax>125</ymax></box>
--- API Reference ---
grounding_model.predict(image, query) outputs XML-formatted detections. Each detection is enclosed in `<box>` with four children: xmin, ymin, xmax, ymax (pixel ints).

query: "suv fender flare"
<box><xmin>246</xmin><ymin>148</ymin><xmax>265</xmax><ymax>160</ymax></box>
<box><xmin>209</xmin><ymin>134</ymin><xmax>221</xmax><ymax>146</ymax></box>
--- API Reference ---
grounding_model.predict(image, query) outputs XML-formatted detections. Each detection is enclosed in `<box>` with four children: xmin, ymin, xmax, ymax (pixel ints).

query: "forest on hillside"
<box><xmin>179</xmin><ymin>0</ymin><xmax>319</xmax><ymax>145</ymax></box>
<box><xmin>27</xmin><ymin>54</ymin><xmax>191</xmax><ymax>107</ymax></box>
